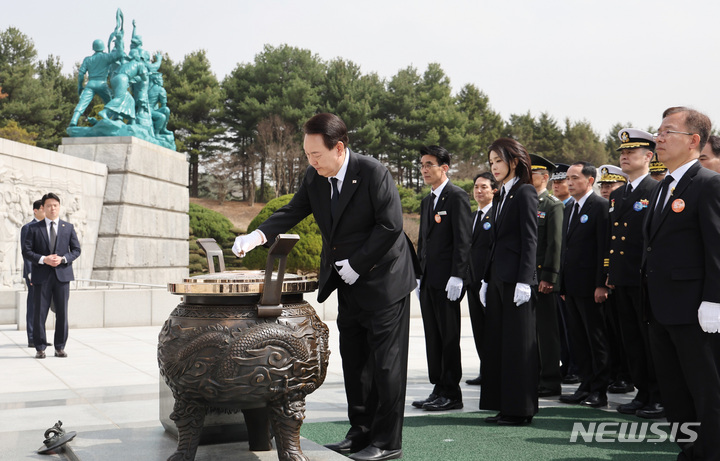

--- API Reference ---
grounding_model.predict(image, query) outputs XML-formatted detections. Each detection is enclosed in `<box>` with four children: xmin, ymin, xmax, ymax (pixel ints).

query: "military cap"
<box><xmin>530</xmin><ymin>153</ymin><xmax>556</xmax><ymax>173</ymax></box>
<box><xmin>617</xmin><ymin>128</ymin><xmax>656</xmax><ymax>151</ymax></box>
<box><xmin>550</xmin><ymin>163</ymin><xmax>570</xmax><ymax>181</ymax></box>
<box><xmin>598</xmin><ymin>164</ymin><xmax>628</xmax><ymax>183</ymax></box>
<box><xmin>649</xmin><ymin>152</ymin><xmax>667</xmax><ymax>173</ymax></box>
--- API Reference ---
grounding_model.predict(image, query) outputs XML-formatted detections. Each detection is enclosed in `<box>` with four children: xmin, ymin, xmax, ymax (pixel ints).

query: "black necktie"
<box><xmin>49</xmin><ymin>221</ymin><xmax>57</xmax><ymax>253</ymax></box>
<box><xmin>330</xmin><ymin>177</ymin><xmax>340</xmax><ymax>220</ymax></box>
<box><xmin>473</xmin><ymin>210</ymin><xmax>483</xmax><ymax>236</ymax></box>
<box><xmin>496</xmin><ymin>188</ymin><xmax>506</xmax><ymax>221</ymax></box>
<box><xmin>569</xmin><ymin>202</ymin><xmax>580</xmax><ymax>231</ymax></box>
<box><xmin>651</xmin><ymin>175</ymin><xmax>674</xmax><ymax>228</ymax></box>
<box><xmin>623</xmin><ymin>183</ymin><xmax>633</xmax><ymax>198</ymax></box>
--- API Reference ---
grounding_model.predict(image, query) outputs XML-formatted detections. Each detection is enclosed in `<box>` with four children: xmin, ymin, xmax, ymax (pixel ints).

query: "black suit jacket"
<box><xmin>417</xmin><ymin>180</ymin><xmax>472</xmax><ymax>290</ymax></box>
<box><xmin>259</xmin><ymin>149</ymin><xmax>417</xmax><ymax>305</ymax></box>
<box><xmin>642</xmin><ymin>162</ymin><xmax>720</xmax><ymax>325</ymax></box>
<box><xmin>20</xmin><ymin>220</ymin><xmax>35</xmax><ymax>280</ymax></box>
<box><xmin>607</xmin><ymin>175</ymin><xmax>658</xmax><ymax>286</ymax></box>
<box><xmin>23</xmin><ymin>219</ymin><xmax>81</xmax><ymax>284</ymax></box>
<box><xmin>560</xmin><ymin>192</ymin><xmax>608</xmax><ymax>297</ymax></box>
<box><xmin>536</xmin><ymin>190</ymin><xmax>563</xmax><ymax>287</ymax></box>
<box><xmin>484</xmin><ymin>182</ymin><xmax>538</xmax><ymax>285</ymax></box>
<box><xmin>468</xmin><ymin>207</ymin><xmax>493</xmax><ymax>286</ymax></box>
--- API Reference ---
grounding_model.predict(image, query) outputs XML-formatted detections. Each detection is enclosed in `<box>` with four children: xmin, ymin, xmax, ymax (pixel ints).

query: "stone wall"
<box><xmin>59</xmin><ymin>137</ymin><xmax>189</xmax><ymax>285</ymax></box>
<box><xmin>0</xmin><ymin>138</ymin><xmax>108</xmax><ymax>290</ymax></box>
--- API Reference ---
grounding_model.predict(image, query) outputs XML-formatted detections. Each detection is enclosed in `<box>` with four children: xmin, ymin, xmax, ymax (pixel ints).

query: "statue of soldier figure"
<box><xmin>67</xmin><ymin>9</ymin><xmax>175</xmax><ymax>151</ymax></box>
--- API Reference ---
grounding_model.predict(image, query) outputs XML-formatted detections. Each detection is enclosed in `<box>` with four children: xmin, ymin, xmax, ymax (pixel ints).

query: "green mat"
<box><xmin>300</xmin><ymin>407</ymin><xmax>680</xmax><ymax>460</ymax></box>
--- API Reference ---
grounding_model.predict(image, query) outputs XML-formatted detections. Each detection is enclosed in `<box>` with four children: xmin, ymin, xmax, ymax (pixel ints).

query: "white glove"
<box><xmin>231</xmin><ymin>229</ymin><xmax>265</xmax><ymax>257</ymax></box>
<box><xmin>415</xmin><ymin>278</ymin><xmax>421</xmax><ymax>301</ymax></box>
<box><xmin>445</xmin><ymin>276</ymin><xmax>463</xmax><ymax>301</ymax></box>
<box><xmin>335</xmin><ymin>259</ymin><xmax>360</xmax><ymax>285</ymax></box>
<box><xmin>513</xmin><ymin>282</ymin><xmax>531</xmax><ymax>306</ymax></box>
<box><xmin>698</xmin><ymin>301</ymin><xmax>720</xmax><ymax>333</ymax></box>
<box><xmin>480</xmin><ymin>280</ymin><xmax>488</xmax><ymax>306</ymax></box>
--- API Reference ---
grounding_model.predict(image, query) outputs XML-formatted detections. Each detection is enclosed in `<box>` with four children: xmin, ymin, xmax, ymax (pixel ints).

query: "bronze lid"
<box><xmin>168</xmin><ymin>270</ymin><xmax>318</xmax><ymax>296</ymax></box>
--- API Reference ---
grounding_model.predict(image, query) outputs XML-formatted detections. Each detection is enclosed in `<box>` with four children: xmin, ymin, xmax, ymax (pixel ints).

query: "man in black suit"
<box><xmin>232</xmin><ymin>113</ymin><xmax>416</xmax><ymax>461</ymax></box>
<box><xmin>413</xmin><ymin>146</ymin><xmax>471</xmax><ymax>411</ymax></box>
<box><xmin>558</xmin><ymin>162</ymin><xmax>611</xmax><ymax>408</ymax></box>
<box><xmin>465</xmin><ymin>172</ymin><xmax>497</xmax><ymax>385</ymax></box>
<box><xmin>530</xmin><ymin>154</ymin><xmax>564</xmax><ymax>397</ymax></box>
<box><xmin>20</xmin><ymin>199</ymin><xmax>44</xmax><ymax>348</ymax></box>
<box><xmin>643</xmin><ymin>107</ymin><xmax>720</xmax><ymax>461</ymax></box>
<box><xmin>23</xmin><ymin>193</ymin><xmax>81</xmax><ymax>359</ymax></box>
<box><xmin>606</xmin><ymin>128</ymin><xmax>664</xmax><ymax>419</ymax></box>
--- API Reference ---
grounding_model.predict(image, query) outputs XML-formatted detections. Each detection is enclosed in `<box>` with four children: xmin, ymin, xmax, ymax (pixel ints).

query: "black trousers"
<box><xmin>614</xmin><ymin>285</ymin><xmax>661</xmax><ymax>405</ymax></box>
<box><xmin>536</xmin><ymin>289</ymin><xmax>561</xmax><ymax>390</ymax></box>
<box><xmin>603</xmin><ymin>291</ymin><xmax>632</xmax><ymax>384</ymax></box>
<box><xmin>25</xmin><ymin>278</ymin><xmax>35</xmax><ymax>342</ymax></box>
<box><xmin>337</xmin><ymin>290</ymin><xmax>410</xmax><ymax>451</ymax></box>
<box><xmin>481</xmin><ymin>278</ymin><xmax>538</xmax><ymax>417</ymax></box>
<box><xmin>564</xmin><ymin>295</ymin><xmax>610</xmax><ymax>394</ymax></box>
<box><xmin>649</xmin><ymin>319</ymin><xmax>720</xmax><ymax>461</ymax></box>
<box><xmin>466</xmin><ymin>282</ymin><xmax>485</xmax><ymax>372</ymax></box>
<box><xmin>33</xmin><ymin>271</ymin><xmax>69</xmax><ymax>351</ymax></box>
<box><xmin>419</xmin><ymin>284</ymin><xmax>463</xmax><ymax>400</ymax></box>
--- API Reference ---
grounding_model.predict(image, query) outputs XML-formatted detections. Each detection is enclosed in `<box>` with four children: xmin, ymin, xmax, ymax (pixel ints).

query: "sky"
<box><xmin>4</xmin><ymin>0</ymin><xmax>720</xmax><ymax>138</ymax></box>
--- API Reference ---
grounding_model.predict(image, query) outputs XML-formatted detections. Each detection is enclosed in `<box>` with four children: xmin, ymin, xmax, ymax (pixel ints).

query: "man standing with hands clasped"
<box><xmin>643</xmin><ymin>107</ymin><xmax>720</xmax><ymax>461</ymax></box>
<box><xmin>232</xmin><ymin>113</ymin><xmax>416</xmax><ymax>461</ymax></box>
<box><xmin>413</xmin><ymin>145</ymin><xmax>471</xmax><ymax>412</ymax></box>
<box><xmin>23</xmin><ymin>193</ymin><xmax>81</xmax><ymax>359</ymax></box>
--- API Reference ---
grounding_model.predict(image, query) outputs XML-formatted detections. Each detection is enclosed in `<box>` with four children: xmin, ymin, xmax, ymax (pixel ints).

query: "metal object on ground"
<box><xmin>159</xmin><ymin>234</ymin><xmax>329</xmax><ymax>461</ymax></box>
<box><xmin>37</xmin><ymin>421</ymin><xmax>78</xmax><ymax>459</ymax></box>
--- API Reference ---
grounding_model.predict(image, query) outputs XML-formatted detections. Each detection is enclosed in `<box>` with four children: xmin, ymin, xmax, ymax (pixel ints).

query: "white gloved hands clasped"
<box><xmin>231</xmin><ymin>230</ymin><xmax>265</xmax><ymax>257</ymax></box>
<box><xmin>513</xmin><ymin>282</ymin><xmax>531</xmax><ymax>307</ymax></box>
<box><xmin>335</xmin><ymin>259</ymin><xmax>360</xmax><ymax>285</ymax></box>
<box><xmin>479</xmin><ymin>280</ymin><xmax>488</xmax><ymax>306</ymax></box>
<box><xmin>445</xmin><ymin>276</ymin><xmax>463</xmax><ymax>301</ymax></box>
<box><xmin>698</xmin><ymin>301</ymin><xmax>720</xmax><ymax>333</ymax></box>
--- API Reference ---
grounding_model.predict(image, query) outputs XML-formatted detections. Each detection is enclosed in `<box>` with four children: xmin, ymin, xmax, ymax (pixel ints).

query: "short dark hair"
<box><xmin>662</xmin><ymin>106</ymin><xmax>711</xmax><ymax>151</ymax></box>
<box><xmin>303</xmin><ymin>113</ymin><xmax>349</xmax><ymax>150</ymax></box>
<box><xmin>41</xmin><ymin>192</ymin><xmax>61</xmax><ymax>205</ymax></box>
<box><xmin>571</xmin><ymin>161</ymin><xmax>596</xmax><ymax>180</ymax></box>
<box><xmin>33</xmin><ymin>200</ymin><xmax>43</xmax><ymax>210</ymax></box>
<box><xmin>420</xmin><ymin>145</ymin><xmax>451</xmax><ymax>166</ymax></box>
<box><xmin>487</xmin><ymin>138</ymin><xmax>532</xmax><ymax>185</ymax></box>
<box><xmin>707</xmin><ymin>135</ymin><xmax>720</xmax><ymax>158</ymax></box>
<box><xmin>474</xmin><ymin>171</ymin><xmax>499</xmax><ymax>190</ymax></box>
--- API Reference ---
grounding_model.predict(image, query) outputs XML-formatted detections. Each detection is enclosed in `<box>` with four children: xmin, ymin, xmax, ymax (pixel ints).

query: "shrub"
<box><xmin>188</xmin><ymin>202</ymin><xmax>236</xmax><ymax>248</ymax></box>
<box><xmin>242</xmin><ymin>194</ymin><xmax>322</xmax><ymax>273</ymax></box>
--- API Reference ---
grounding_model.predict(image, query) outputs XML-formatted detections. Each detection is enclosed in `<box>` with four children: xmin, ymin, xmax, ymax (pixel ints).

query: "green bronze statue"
<box><xmin>67</xmin><ymin>9</ymin><xmax>176</xmax><ymax>151</ymax></box>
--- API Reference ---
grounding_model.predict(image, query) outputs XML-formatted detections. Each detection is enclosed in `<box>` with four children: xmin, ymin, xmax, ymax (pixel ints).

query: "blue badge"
<box><xmin>633</xmin><ymin>201</ymin><xmax>643</xmax><ymax>211</ymax></box>
<box><xmin>580</xmin><ymin>214</ymin><xmax>589</xmax><ymax>223</ymax></box>
<box><xmin>483</xmin><ymin>222</ymin><xmax>491</xmax><ymax>230</ymax></box>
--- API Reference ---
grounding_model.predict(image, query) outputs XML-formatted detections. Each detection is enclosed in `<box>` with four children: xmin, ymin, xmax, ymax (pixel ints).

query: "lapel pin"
<box><xmin>352</xmin><ymin>180</ymin><xmax>357</xmax><ymax>184</ymax></box>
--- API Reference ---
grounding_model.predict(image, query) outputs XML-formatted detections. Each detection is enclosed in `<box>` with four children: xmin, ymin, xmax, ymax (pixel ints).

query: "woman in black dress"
<box><xmin>479</xmin><ymin>138</ymin><xmax>539</xmax><ymax>425</ymax></box>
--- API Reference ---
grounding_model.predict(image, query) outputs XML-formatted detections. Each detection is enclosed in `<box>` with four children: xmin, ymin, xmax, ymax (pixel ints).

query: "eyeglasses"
<box><xmin>652</xmin><ymin>130</ymin><xmax>695</xmax><ymax>141</ymax></box>
<box><xmin>418</xmin><ymin>163</ymin><xmax>442</xmax><ymax>171</ymax></box>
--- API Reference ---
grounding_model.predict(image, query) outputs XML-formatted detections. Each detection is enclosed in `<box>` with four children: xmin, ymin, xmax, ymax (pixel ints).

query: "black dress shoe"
<box><xmin>423</xmin><ymin>396</ymin><xmax>463</xmax><ymax>411</ymax></box>
<box><xmin>562</xmin><ymin>374</ymin><xmax>581</xmax><ymax>384</ymax></box>
<box><xmin>497</xmin><ymin>415</ymin><xmax>533</xmax><ymax>426</ymax></box>
<box><xmin>35</xmin><ymin>351</ymin><xmax>46</xmax><ymax>359</ymax></box>
<box><xmin>559</xmin><ymin>390</ymin><xmax>590</xmax><ymax>404</ymax></box>
<box><xmin>582</xmin><ymin>392</ymin><xmax>608</xmax><ymax>408</ymax></box>
<box><xmin>412</xmin><ymin>393</ymin><xmax>438</xmax><ymax>408</ymax></box>
<box><xmin>54</xmin><ymin>349</ymin><xmax>67</xmax><ymax>358</ymax></box>
<box><xmin>636</xmin><ymin>403</ymin><xmax>665</xmax><ymax>419</ymax></box>
<box><xmin>617</xmin><ymin>399</ymin><xmax>645</xmax><ymax>415</ymax></box>
<box><xmin>466</xmin><ymin>375</ymin><xmax>482</xmax><ymax>385</ymax></box>
<box><xmin>349</xmin><ymin>446</ymin><xmax>403</xmax><ymax>461</ymax></box>
<box><xmin>538</xmin><ymin>387</ymin><xmax>561</xmax><ymax>397</ymax></box>
<box><xmin>324</xmin><ymin>438</ymin><xmax>368</xmax><ymax>454</ymax></box>
<box><xmin>608</xmin><ymin>380</ymin><xmax>635</xmax><ymax>394</ymax></box>
<box><xmin>484</xmin><ymin>412</ymin><xmax>502</xmax><ymax>423</ymax></box>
